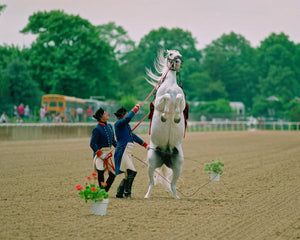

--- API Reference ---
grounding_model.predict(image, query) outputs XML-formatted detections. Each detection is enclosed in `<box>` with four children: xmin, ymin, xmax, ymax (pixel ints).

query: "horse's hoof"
<box><xmin>161</xmin><ymin>115</ymin><xmax>167</xmax><ymax>122</ymax></box>
<box><xmin>144</xmin><ymin>194</ymin><xmax>150</xmax><ymax>198</ymax></box>
<box><xmin>174</xmin><ymin>117</ymin><xmax>181</xmax><ymax>123</ymax></box>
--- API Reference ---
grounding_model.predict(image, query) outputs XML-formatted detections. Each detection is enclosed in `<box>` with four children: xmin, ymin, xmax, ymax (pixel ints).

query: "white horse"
<box><xmin>144</xmin><ymin>50</ymin><xmax>185</xmax><ymax>199</ymax></box>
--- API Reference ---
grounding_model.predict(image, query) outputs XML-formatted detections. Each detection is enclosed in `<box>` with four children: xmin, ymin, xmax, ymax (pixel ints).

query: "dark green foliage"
<box><xmin>0</xmin><ymin>8</ymin><xmax>299</xmax><ymax>120</ymax></box>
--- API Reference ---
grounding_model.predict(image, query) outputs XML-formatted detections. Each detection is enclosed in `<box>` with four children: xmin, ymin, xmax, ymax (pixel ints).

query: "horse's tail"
<box><xmin>154</xmin><ymin>165</ymin><xmax>172</xmax><ymax>192</ymax></box>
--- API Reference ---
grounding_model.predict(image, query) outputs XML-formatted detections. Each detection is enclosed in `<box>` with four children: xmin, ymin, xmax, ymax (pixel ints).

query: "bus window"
<box><xmin>50</xmin><ymin>102</ymin><xmax>57</xmax><ymax>107</ymax></box>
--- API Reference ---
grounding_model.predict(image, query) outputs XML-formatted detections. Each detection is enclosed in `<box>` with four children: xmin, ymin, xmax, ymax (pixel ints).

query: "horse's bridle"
<box><xmin>167</xmin><ymin>55</ymin><xmax>182</xmax><ymax>71</ymax></box>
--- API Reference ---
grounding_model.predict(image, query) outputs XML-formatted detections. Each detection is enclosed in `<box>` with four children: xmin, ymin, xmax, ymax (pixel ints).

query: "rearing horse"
<box><xmin>145</xmin><ymin>50</ymin><xmax>185</xmax><ymax>199</ymax></box>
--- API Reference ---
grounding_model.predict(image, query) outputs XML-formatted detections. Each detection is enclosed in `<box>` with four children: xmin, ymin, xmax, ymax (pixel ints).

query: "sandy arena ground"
<box><xmin>1</xmin><ymin>131</ymin><xmax>300</xmax><ymax>240</ymax></box>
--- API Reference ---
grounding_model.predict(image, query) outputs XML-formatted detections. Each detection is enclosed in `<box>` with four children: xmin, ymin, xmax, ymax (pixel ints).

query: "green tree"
<box><xmin>254</xmin><ymin>33</ymin><xmax>299</xmax><ymax>117</ymax></box>
<box><xmin>119</xmin><ymin>95</ymin><xmax>137</xmax><ymax>111</ymax></box>
<box><xmin>0</xmin><ymin>46</ymin><xmax>42</xmax><ymax>114</ymax></box>
<box><xmin>196</xmin><ymin>99</ymin><xmax>232</xmax><ymax>114</ymax></box>
<box><xmin>289</xmin><ymin>102</ymin><xmax>300</xmax><ymax>121</ymax></box>
<box><xmin>259</xmin><ymin>66</ymin><xmax>298</xmax><ymax>103</ymax></box>
<box><xmin>294</xmin><ymin>44</ymin><xmax>300</xmax><ymax>84</ymax></box>
<box><xmin>202</xmin><ymin>32</ymin><xmax>258</xmax><ymax>107</ymax></box>
<box><xmin>97</xmin><ymin>22</ymin><xmax>135</xmax><ymax>64</ymax></box>
<box><xmin>0</xmin><ymin>4</ymin><xmax>6</xmax><ymax>14</ymax></box>
<box><xmin>184</xmin><ymin>72</ymin><xmax>227</xmax><ymax>101</ymax></box>
<box><xmin>21</xmin><ymin>10</ymin><xmax>119</xmax><ymax>99</ymax></box>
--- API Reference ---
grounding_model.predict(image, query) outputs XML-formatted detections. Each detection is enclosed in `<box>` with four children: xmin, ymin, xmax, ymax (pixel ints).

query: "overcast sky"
<box><xmin>0</xmin><ymin>0</ymin><xmax>299</xmax><ymax>49</ymax></box>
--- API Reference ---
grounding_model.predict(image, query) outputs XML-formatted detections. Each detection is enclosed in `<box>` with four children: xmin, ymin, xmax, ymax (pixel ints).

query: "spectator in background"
<box><xmin>13</xmin><ymin>105</ymin><xmax>19</xmax><ymax>121</ymax></box>
<box><xmin>24</xmin><ymin>105</ymin><xmax>30</xmax><ymax>121</ymax></box>
<box><xmin>18</xmin><ymin>103</ymin><xmax>25</xmax><ymax>121</ymax></box>
<box><xmin>87</xmin><ymin>106</ymin><xmax>93</xmax><ymax>122</ymax></box>
<box><xmin>54</xmin><ymin>113</ymin><xmax>62</xmax><ymax>123</ymax></box>
<box><xmin>77</xmin><ymin>106</ymin><xmax>83</xmax><ymax>122</ymax></box>
<box><xmin>0</xmin><ymin>112</ymin><xmax>9</xmax><ymax>123</ymax></box>
<box><xmin>40</xmin><ymin>106</ymin><xmax>46</xmax><ymax>122</ymax></box>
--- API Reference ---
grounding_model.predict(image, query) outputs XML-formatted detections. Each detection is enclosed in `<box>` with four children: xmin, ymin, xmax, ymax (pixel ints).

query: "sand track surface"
<box><xmin>1</xmin><ymin>131</ymin><xmax>299</xmax><ymax>240</ymax></box>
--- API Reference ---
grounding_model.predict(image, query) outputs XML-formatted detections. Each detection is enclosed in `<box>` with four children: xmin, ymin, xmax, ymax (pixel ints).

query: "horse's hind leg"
<box><xmin>171</xmin><ymin>154</ymin><xmax>184</xmax><ymax>199</ymax></box>
<box><xmin>171</xmin><ymin>170</ymin><xmax>180</xmax><ymax>199</ymax></box>
<box><xmin>145</xmin><ymin>150</ymin><xmax>161</xmax><ymax>198</ymax></box>
<box><xmin>145</xmin><ymin>164</ymin><xmax>155</xmax><ymax>198</ymax></box>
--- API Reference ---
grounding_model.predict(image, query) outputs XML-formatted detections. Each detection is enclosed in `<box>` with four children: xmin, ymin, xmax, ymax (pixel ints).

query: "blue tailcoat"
<box><xmin>90</xmin><ymin>122</ymin><xmax>116</xmax><ymax>157</ymax></box>
<box><xmin>114</xmin><ymin>110</ymin><xmax>145</xmax><ymax>175</ymax></box>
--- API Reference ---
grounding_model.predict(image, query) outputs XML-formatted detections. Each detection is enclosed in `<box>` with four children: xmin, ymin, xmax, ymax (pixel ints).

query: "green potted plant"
<box><xmin>204</xmin><ymin>159</ymin><xmax>224</xmax><ymax>181</ymax></box>
<box><xmin>76</xmin><ymin>172</ymin><xmax>109</xmax><ymax>215</ymax></box>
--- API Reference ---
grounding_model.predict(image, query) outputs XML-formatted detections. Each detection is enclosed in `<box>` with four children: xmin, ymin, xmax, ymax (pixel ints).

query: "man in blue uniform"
<box><xmin>114</xmin><ymin>105</ymin><xmax>149</xmax><ymax>199</ymax></box>
<box><xmin>90</xmin><ymin>107</ymin><xmax>117</xmax><ymax>192</ymax></box>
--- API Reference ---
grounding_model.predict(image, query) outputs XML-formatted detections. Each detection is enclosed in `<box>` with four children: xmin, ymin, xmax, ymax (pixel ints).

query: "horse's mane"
<box><xmin>145</xmin><ymin>49</ymin><xmax>168</xmax><ymax>87</ymax></box>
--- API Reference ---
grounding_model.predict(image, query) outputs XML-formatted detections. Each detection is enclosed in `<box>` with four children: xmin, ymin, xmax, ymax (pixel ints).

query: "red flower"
<box><xmin>87</xmin><ymin>176</ymin><xmax>92</xmax><ymax>180</ymax></box>
<box><xmin>75</xmin><ymin>185</ymin><xmax>84</xmax><ymax>191</ymax></box>
<box><xmin>85</xmin><ymin>182</ymin><xmax>88</xmax><ymax>185</ymax></box>
<box><xmin>91</xmin><ymin>172</ymin><xmax>97</xmax><ymax>176</ymax></box>
<box><xmin>94</xmin><ymin>176</ymin><xmax>98</xmax><ymax>180</ymax></box>
<box><xmin>101</xmin><ymin>182</ymin><xmax>107</xmax><ymax>186</ymax></box>
<box><xmin>91</xmin><ymin>187</ymin><xmax>97</xmax><ymax>192</ymax></box>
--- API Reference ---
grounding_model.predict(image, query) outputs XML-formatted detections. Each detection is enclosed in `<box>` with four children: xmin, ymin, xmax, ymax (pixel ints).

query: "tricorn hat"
<box><xmin>93</xmin><ymin>107</ymin><xmax>104</xmax><ymax>121</ymax></box>
<box><xmin>114</xmin><ymin>106</ymin><xmax>127</xmax><ymax>119</ymax></box>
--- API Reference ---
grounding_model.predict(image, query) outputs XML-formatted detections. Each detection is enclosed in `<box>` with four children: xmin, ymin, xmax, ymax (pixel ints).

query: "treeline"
<box><xmin>0</xmin><ymin>8</ymin><xmax>300</xmax><ymax>121</ymax></box>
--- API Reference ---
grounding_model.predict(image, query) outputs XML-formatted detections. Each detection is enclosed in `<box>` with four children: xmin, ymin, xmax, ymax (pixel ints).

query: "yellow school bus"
<box><xmin>41</xmin><ymin>94</ymin><xmax>85</xmax><ymax>118</ymax></box>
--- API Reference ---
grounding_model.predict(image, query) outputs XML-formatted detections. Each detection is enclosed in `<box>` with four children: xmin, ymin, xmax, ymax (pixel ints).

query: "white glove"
<box><xmin>132</xmin><ymin>104</ymin><xmax>140</xmax><ymax>113</ymax></box>
<box><xmin>146</xmin><ymin>145</ymin><xmax>150</xmax><ymax>150</ymax></box>
<box><xmin>100</xmin><ymin>152</ymin><xmax>107</xmax><ymax>160</ymax></box>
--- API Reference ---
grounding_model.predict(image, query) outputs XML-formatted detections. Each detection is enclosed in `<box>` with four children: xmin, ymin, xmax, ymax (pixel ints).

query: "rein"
<box><xmin>140</xmin><ymin>60</ymin><xmax>175</xmax><ymax>106</ymax></box>
<box><xmin>132</xmin><ymin>60</ymin><xmax>175</xmax><ymax>132</ymax></box>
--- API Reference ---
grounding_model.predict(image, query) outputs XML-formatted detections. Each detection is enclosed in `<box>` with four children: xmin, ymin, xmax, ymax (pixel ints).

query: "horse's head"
<box><xmin>166</xmin><ymin>50</ymin><xmax>182</xmax><ymax>71</ymax></box>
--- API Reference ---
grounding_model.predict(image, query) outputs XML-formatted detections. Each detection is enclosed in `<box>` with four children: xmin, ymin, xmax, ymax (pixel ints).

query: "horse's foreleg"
<box><xmin>174</xmin><ymin>93</ymin><xmax>185</xmax><ymax>123</ymax></box>
<box><xmin>155</xmin><ymin>94</ymin><xmax>171</xmax><ymax>122</ymax></box>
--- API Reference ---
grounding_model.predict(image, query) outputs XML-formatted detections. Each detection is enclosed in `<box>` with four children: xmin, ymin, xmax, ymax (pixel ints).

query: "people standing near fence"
<box><xmin>24</xmin><ymin>105</ymin><xmax>30</xmax><ymax>121</ymax></box>
<box><xmin>76</xmin><ymin>106</ymin><xmax>83</xmax><ymax>122</ymax></box>
<box><xmin>87</xmin><ymin>105</ymin><xmax>93</xmax><ymax>122</ymax></box>
<box><xmin>40</xmin><ymin>106</ymin><xmax>46</xmax><ymax>122</ymax></box>
<box><xmin>90</xmin><ymin>107</ymin><xmax>117</xmax><ymax>192</ymax></box>
<box><xmin>0</xmin><ymin>112</ymin><xmax>9</xmax><ymax>123</ymax></box>
<box><xmin>114</xmin><ymin>105</ymin><xmax>149</xmax><ymax>199</ymax></box>
<box><xmin>13</xmin><ymin>105</ymin><xmax>19</xmax><ymax>121</ymax></box>
<box><xmin>18</xmin><ymin>103</ymin><xmax>24</xmax><ymax>122</ymax></box>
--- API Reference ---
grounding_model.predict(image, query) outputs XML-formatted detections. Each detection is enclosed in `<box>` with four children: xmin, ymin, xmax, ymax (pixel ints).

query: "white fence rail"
<box><xmin>186</xmin><ymin>121</ymin><xmax>300</xmax><ymax>132</ymax></box>
<box><xmin>1</xmin><ymin>121</ymin><xmax>299</xmax><ymax>141</ymax></box>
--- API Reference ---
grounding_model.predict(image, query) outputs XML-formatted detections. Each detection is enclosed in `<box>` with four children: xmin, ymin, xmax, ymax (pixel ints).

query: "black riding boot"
<box><xmin>97</xmin><ymin>170</ymin><xmax>105</xmax><ymax>188</ymax></box>
<box><xmin>105</xmin><ymin>171</ymin><xmax>115</xmax><ymax>192</ymax></box>
<box><xmin>124</xmin><ymin>169</ymin><xmax>137</xmax><ymax>199</ymax></box>
<box><xmin>116</xmin><ymin>178</ymin><xmax>126</xmax><ymax>198</ymax></box>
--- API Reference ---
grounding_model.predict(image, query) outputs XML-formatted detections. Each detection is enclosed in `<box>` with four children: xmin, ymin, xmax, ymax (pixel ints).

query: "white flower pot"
<box><xmin>210</xmin><ymin>172</ymin><xmax>220</xmax><ymax>181</ymax></box>
<box><xmin>90</xmin><ymin>199</ymin><xmax>109</xmax><ymax>216</ymax></box>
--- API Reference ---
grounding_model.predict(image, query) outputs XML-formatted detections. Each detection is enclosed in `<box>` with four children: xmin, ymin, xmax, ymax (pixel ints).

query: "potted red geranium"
<box><xmin>76</xmin><ymin>172</ymin><xmax>109</xmax><ymax>215</ymax></box>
